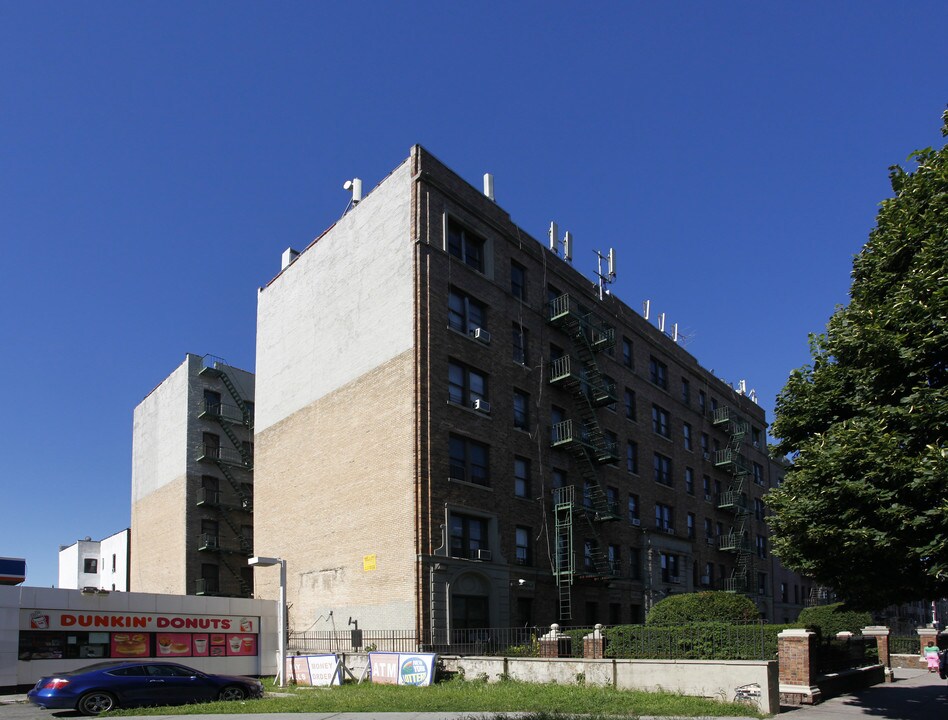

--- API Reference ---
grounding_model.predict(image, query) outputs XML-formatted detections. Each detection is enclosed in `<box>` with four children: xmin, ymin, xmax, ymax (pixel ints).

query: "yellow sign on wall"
<box><xmin>363</xmin><ymin>554</ymin><xmax>377</xmax><ymax>571</ymax></box>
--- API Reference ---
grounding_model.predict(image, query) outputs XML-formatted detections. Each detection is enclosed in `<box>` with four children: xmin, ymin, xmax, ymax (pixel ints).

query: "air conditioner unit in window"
<box><xmin>706</xmin><ymin>538</ymin><xmax>716</xmax><ymax>546</ymax></box>
<box><xmin>472</xmin><ymin>327</ymin><xmax>491</xmax><ymax>344</ymax></box>
<box><xmin>701</xmin><ymin>575</ymin><xmax>710</xmax><ymax>585</ymax></box>
<box><xmin>664</xmin><ymin>527</ymin><xmax>675</xmax><ymax>535</ymax></box>
<box><xmin>703</xmin><ymin>452</ymin><xmax>710</xmax><ymax>460</ymax></box>
<box><xmin>631</xmin><ymin>518</ymin><xmax>641</xmax><ymax>526</ymax></box>
<box><xmin>473</xmin><ymin>399</ymin><xmax>491</xmax><ymax>414</ymax></box>
<box><xmin>476</xmin><ymin>549</ymin><xmax>492</xmax><ymax>561</ymax></box>
<box><xmin>704</xmin><ymin>493</ymin><xmax>712</xmax><ymax>501</ymax></box>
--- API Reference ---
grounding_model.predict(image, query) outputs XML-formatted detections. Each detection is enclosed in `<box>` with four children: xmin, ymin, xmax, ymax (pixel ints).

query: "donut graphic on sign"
<box><xmin>399</xmin><ymin>656</ymin><xmax>429</xmax><ymax>686</ymax></box>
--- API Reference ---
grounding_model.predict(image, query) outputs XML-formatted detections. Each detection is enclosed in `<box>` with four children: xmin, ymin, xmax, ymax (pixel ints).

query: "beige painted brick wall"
<box><xmin>130</xmin><ymin>475</ymin><xmax>188</xmax><ymax>594</ymax></box>
<box><xmin>253</xmin><ymin>350</ymin><xmax>417</xmax><ymax>631</ymax></box>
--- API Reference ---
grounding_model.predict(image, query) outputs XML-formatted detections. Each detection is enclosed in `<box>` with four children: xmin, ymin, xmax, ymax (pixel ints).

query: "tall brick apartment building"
<box><xmin>131</xmin><ymin>353</ymin><xmax>256</xmax><ymax>598</ymax></box>
<box><xmin>253</xmin><ymin>146</ymin><xmax>809</xmax><ymax>639</ymax></box>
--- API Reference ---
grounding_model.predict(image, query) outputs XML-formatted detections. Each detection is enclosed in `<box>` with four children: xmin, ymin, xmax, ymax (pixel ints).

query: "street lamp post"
<box><xmin>248</xmin><ymin>556</ymin><xmax>286</xmax><ymax>687</ymax></box>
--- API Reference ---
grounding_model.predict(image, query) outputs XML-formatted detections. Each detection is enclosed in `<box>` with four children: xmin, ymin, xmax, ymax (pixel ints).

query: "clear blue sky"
<box><xmin>2</xmin><ymin>2</ymin><xmax>945</xmax><ymax>589</ymax></box>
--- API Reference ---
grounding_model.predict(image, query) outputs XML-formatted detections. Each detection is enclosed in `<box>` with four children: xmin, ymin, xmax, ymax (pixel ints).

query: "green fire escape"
<box><xmin>195</xmin><ymin>355</ymin><xmax>254</xmax><ymax>597</ymax></box>
<box><xmin>548</xmin><ymin>294</ymin><xmax>620</xmax><ymax>621</ymax></box>
<box><xmin>712</xmin><ymin>405</ymin><xmax>753</xmax><ymax>594</ymax></box>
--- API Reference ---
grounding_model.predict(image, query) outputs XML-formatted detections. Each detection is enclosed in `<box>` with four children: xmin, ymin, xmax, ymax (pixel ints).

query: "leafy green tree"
<box><xmin>645</xmin><ymin>591</ymin><xmax>759</xmax><ymax>625</ymax></box>
<box><xmin>768</xmin><ymin>109</ymin><xmax>948</xmax><ymax>609</ymax></box>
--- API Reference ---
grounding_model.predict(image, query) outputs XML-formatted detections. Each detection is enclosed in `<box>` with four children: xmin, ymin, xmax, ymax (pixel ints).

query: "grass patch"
<box><xmin>109</xmin><ymin>676</ymin><xmax>763</xmax><ymax>717</ymax></box>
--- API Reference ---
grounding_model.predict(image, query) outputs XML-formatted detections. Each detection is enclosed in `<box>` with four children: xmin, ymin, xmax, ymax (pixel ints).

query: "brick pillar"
<box><xmin>863</xmin><ymin>626</ymin><xmax>892</xmax><ymax>682</ymax></box>
<box><xmin>539</xmin><ymin>624</ymin><xmax>571</xmax><ymax>658</ymax></box>
<box><xmin>583</xmin><ymin>624</ymin><xmax>605</xmax><ymax>659</ymax></box>
<box><xmin>778</xmin><ymin>629</ymin><xmax>822</xmax><ymax>705</ymax></box>
<box><xmin>917</xmin><ymin>627</ymin><xmax>937</xmax><ymax>656</ymax></box>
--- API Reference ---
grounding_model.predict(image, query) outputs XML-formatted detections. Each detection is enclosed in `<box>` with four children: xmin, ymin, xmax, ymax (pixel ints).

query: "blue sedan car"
<box><xmin>28</xmin><ymin>660</ymin><xmax>264</xmax><ymax>715</ymax></box>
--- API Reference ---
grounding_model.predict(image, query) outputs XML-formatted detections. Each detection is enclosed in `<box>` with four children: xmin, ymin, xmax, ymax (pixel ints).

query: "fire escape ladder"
<box><xmin>712</xmin><ymin>405</ymin><xmax>754</xmax><ymax>595</ymax></box>
<box><xmin>218</xmin><ymin>554</ymin><xmax>252</xmax><ymax>597</ymax></box>
<box><xmin>553</xmin><ymin>486</ymin><xmax>575</xmax><ymax>621</ymax></box>
<box><xmin>214</xmin><ymin>461</ymin><xmax>253</xmax><ymax>512</ymax></box>
<box><xmin>200</xmin><ymin>355</ymin><xmax>253</xmax><ymax>429</ymax></box>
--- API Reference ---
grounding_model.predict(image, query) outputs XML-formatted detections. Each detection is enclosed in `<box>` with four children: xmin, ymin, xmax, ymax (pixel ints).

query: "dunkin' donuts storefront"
<box><xmin>0</xmin><ymin>585</ymin><xmax>278</xmax><ymax>690</ymax></box>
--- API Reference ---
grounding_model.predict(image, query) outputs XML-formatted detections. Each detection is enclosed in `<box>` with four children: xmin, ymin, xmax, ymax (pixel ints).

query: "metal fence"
<box><xmin>814</xmin><ymin>635</ymin><xmax>877</xmax><ymax>674</ymax></box>
<box><xmin>289</xmin><ymin>624</ymin><xmax>775</xmax><ymax>660</ymax></box>
<box><xmin>890</xmin><ymin>635</ymin><xmax>922</xmax><ymax>655</ymax></box>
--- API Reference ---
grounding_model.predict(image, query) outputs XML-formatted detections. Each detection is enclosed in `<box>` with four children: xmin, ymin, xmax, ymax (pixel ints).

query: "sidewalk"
<box><xmin>2</xmin><ymin>668</ymin><xmax>945</xmax><ymax>718</ymax></box>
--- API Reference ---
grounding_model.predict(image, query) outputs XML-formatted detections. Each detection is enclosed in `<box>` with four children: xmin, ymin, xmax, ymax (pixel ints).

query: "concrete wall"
<box><xmin>254</xmin><ymin>157</ymin><xmax>418</xmax><ymax>630</ymax></box>
<box><xmin>442</xmin><ymin>655</ymin><xmax>778</xmax><ymax>715</ymax></box>
<box><xmin>255</xmin><ymin>158</ymin><xmax>413</xmax><ymax>435</ymax></box>
<box><xmin>99</xmin><ymin>529</ymin><xmax>130</xmax><ymax>591</ymax></box>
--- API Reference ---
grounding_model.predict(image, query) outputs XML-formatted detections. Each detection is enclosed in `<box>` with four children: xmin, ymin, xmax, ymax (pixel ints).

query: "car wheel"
<box><xmin>218</xmin><ymin>685</ymin><xmax>246</xmax><ymax>702</ymax></box>
<box><xmin>77</xmin><ymin>691</ymin><xmax>117</xmax><ymax>716</ymax></box>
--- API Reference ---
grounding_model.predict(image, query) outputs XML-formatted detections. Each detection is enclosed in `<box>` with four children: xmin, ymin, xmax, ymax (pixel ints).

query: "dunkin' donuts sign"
<box><xmin>24</xmin><ymin>610</ymin><xmax>258</xmax><ymax>634</ymax></box>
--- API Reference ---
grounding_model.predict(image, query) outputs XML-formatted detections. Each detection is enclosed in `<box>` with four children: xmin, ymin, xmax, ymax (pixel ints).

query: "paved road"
<box><xmin>2</xmin><ymin>668</ymin><xmax>945</xmax><ymax>719</ymax></box>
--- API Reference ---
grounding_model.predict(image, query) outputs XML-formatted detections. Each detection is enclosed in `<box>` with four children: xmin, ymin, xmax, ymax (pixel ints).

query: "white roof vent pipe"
<box><xmin>483</xmin><ymin>173</ymin><xmax>495</xmax><ymax>202</ymax></box>
<box><xmin>343</xmin><ymin>178</ymin><xmax>362</xmax><ymax>205</ymax></box>
<box><xmin>281</xmin><ymin>248</ymin><xmax>300</xmax><ymax>270</ymax></box>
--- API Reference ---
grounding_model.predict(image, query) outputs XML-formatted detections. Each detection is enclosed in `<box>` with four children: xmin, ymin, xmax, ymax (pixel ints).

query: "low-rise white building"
<box><xmin>58</xmin><ymin>529</ymin><xmax>130</xmax><ymax>592</ymax></box>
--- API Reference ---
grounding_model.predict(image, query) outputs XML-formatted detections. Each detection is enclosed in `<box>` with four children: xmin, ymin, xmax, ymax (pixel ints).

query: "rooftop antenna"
<box><xmin>343</xmin><ymin>178</ymin><xmax>362</xmax><ymax>206</ymax></box>
<box><xmin>658</xmin><ymin>312</ymin><xmax>665</xmax><ymax>333</ymax></box>
<box><xmin>483</xmin><ymin>173</ymin><xmax>495</xmax><ymax>202</ymax></box>
<box><xmin>642</xmin><ymin>300</ymin><xmax>650</xmax><ymax>320</ymax></box>
<box><xmin>548</xmin><ymin>221</ymin><xmax>573</xmax><ymax>262</ymax></box>
<box><xmin>594</xmin><ymin>247</ymin><xmax>616</xmax><ymax>300</ymax></box>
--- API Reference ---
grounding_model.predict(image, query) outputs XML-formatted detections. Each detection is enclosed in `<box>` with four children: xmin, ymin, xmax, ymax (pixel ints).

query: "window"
<box><xmin>623</xmin><ymin>388</ymin><xmax>636</xmax><ymax>421</ymax></box>
<box><xmin>512</xmin><ymin>324</ymin><xmax>529</xmax><ymax>365</ymax></box>
<box><xmin>702</xmin><ymin>475</ymin><xmax>712</xmax><ymax>499</ymax></box>
<box><xmin>511</xmin><ymin>261</ymin><xmax>526</xmax><ymax>300</ymax></box>
<box><xmin>653</xmin><ymin>452</ymin><xmax>672</xmax><ymax>486</ymax></box>
<box><xmin>683</xmin><ymin>422</ymin><xmax>692</xmax><ymax>450</ymax></box>
<box><xmin>704</xmin><ymin>562</ymin><xmax>714</xmax><ymax>587</ymax></box>
<box><xmin>781</xmin><ymin>583</ymin><xmax>788</xmax><ymax>603</ymax></box>
<box><xmin>716</xmin><ymin>521</ymin><xmax>724</xmax><ymax>538</ymax></box>
<box><xmin>448</xmin><ymin>360</ymin><xmax>487</xmax><ymax>407</ymax></box>
<box><xmin>714</xmin><ymin>478</ymin><xmax>722</xmax><ymax>497</ymax></box>
<box><xmin>447</xmin><ymin>218</ymin><xmax>485</xmax><ymax>272</ymax></box>
<box><xmin>513</xmin><ymin>390</ymin><xmax>530</xmax><ymax>430</ymax></box>
<box><xmin>607</xmin><ymin>486</ymin><xmax>619</xmax><ymax>514</ymax></box>
<box><xmin>753</xmin><ymin>462</ymin><xmax>765</xmax><ymax>486</ymax></box>
<box><xmin>582</xmin><ymin>481</ymin><xmax>595</xmax><ymax>510</ymax></box>
<box><xmin>83</xmin><ymin>558</ymin><xmax>98</xmax><ymax>574</ymax></box>
<box><xmin>607</xmin><ymin>545</ymin><xmax>621</xmax><ymax>575</ymax></box>
<box><xmin>200</xmin><ymin>563</ymin><xmax>220</xmax><ymax>594</ymax></box>
<box><xmin>202</xmin><ymin>431</ymin><xmax>220</xmax><ymax>458</ymax></box>
<box><xmin>701</xmin><ymin>432</ymin><xmax>710</xmax><ymax>457</ymax></box>
<box><xmin>628</xmin><ymin>493</ymin><xmax>640</xmax><ymax>524</ymax></box>
<box><xmin>655</xmin><ymin>502</ymin><xmax>673</xmax><ymax>532</ymax></box>
<box><xmin>622</xmin><ymin>337</ymin><xmax>634</xmax><ymax>368</ymax></box>
<box><xmin>604</xmin><ymin>430</ymin><xmax>618</xmax><ymax>461</ymax></box>
<box><xmin>757</xmin><ymin>535</ymin><xmax>768</xmax><ymax>558</ymax></box>
<box><xmin>758</xmin><ymin>572</ymin><xmax>768</xmax><ymax>596</ymax></box>
<box><xmin>583</xmin><ymin>540</ymin><xmax>595</xmax><ymax>571</ymax></box>
<box><xmin>448</xmin><ymin>288</ymin><xmax>487</xmax><ymax>334</ymax></box>
<box><xmin>660</xmin><ymin>552</ymin><xmax>680</xmax><ymax>582</ymax></box>
<box><xmin>515</xmin><ymin>526</ymin><xmax>532</xmax><ymax>565</ymax></box>
<box><xmin>602</xmin><ymin>374</ymin><xmax>617</xmax><ymax>411</ymax></box>
<box><xmin>111</xmin><ymin>554</ymin><xmax>116</xmax><ymax>572</ymax></box>
<box><xmin>200</xmin><ymin>474</ymin><xmax>220</xmax><ymax>504</ymax></box>
<box><xmin>629</xmin><ymin>547</ymin><xmax>641</xmax><ymax>580</ymax></box>
<box><xmin>626</xmin><ymin>441</ymin><xmax>638</xmax><ymax>474</ymax></box>
<box><xmin>514</xmin><ymin>457</ymin><xmax>531</xmax><ymax>498</ymax></box>
<box><xmin>754</xmin><ymin>498</ymin><xmax>765</xmax><ymax>521</ymax></box>
<box><xmin>450</xmin><ymin>513</ymin><xmax>488</xmax><ymax>559</ymax></box>
<box><xmin>685</xmin><ymin>467</ymin><xmax>695</xmax><ymax>495</ymax></box>
<box><xmin>201</xmin><ymin>519</ymin><xmax>219</xmax><ymax>547</ymax></box>
<box><xmin>551</xmin><ymin>405</ymin><xmax>566</xmax><ymax>443</ymax></box>
<box><xmin>651</xmin><ymin>404</ymin><xmax>670</xmax><ymax>437</ymax></box>
<box><xmin>552</xmin><ymin>468</ymin><xmax>567</xmax><ymax>489</ymax></box>
<box><xmin>203</xmin><ymin>389</ymin><xmax>222</xmax><ymax>415</ymax></box>
<box><xmin>704</xmin><ymin>518</ymin><xmax>713</xmax><ymax>541</ymax></box>
<box><xmin>698</xmin><ymin>390</ymin><xmax>707</xmax><ymax>415</ymax></box>
<box><xmin>681</xmin><ymin>378</ymin><xmax>691</xmax><ymax>405</ymax></box>
<box><xmin>547</xmin><ymin>284</ymin><xmax>562</xmax><ymax>309</ymax></box>
<box><xmin>649</xmin><ymin>356</ymin><xmax>667</xmax><ymax>389</ymax></box>
<box><xmin>687</xmin><ymin>512</ymin><xmax>696</xmax><ymax>539</ymax></box>
<box><xmin>752</xmin><ymin>426</ymin><xmax>762</xmax><ymax>448</ymax></box>
<box><xmin>448</xmin><ymin>434</ymin><xmax>490</xmax><ymax>486</ymax></box>
<box><xmin>549</xmin><ymin>343</ymin><xmax>564</xmax><ymax>362</ymax></box>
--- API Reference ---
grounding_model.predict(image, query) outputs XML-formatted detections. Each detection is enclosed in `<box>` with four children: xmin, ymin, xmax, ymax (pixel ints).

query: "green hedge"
<box><xmin>645</xmin><ymin>591</ymin><xmax>760</xmax><ymax>625</ymax></box>
<box><xmin>796</xmin><ymin>603</ymin><xmax>873</xmax><ymax>640</ymax></box>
